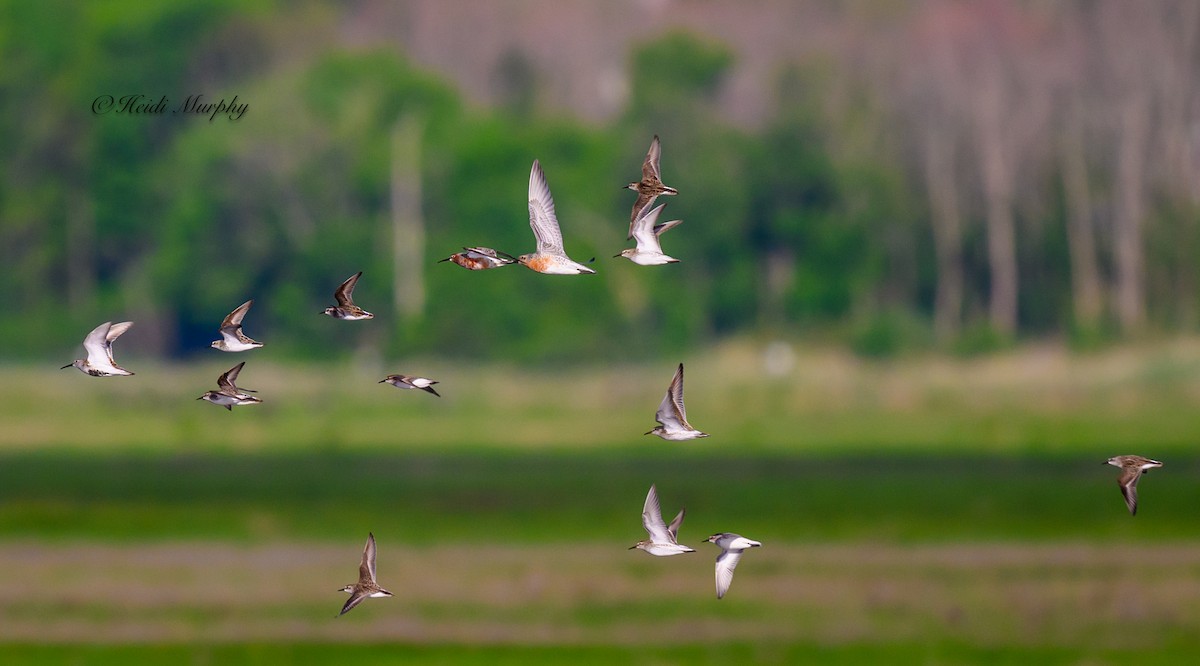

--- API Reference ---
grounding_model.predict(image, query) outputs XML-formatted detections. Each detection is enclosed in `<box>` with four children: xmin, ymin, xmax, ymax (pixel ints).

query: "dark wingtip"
<box><xmin>424</xmin><ymin>386</ymin><xmax>441</xmax><ymax>397</ymax></box>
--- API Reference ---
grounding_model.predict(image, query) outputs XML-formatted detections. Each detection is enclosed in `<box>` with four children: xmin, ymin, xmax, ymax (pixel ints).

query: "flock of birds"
<box><xmin>59</xmin><ymin>136</ymin><xmax>1162</xmax><ymax>616</ymax></box>
<box><xmin>59</xmin><ymin>136</ymin><xmax>764</xmax><ymax>615</ymax></box>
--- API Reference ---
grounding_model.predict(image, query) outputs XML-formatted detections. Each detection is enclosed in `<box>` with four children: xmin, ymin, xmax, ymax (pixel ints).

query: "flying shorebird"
<box><xmin>323</xmin><ymin>271</ymin><xmax>374</xmax><ymax>320</ymax></box>
<box><xmin>705</xmin><ymin>532</ymin><xmax>762</xmax><ymax>599</ymax></box>
<box><xmin>210</xmin><ymin>299</ymin><xmax>263</xmax><ymax>352</ymax></box>
<box><xmin>337</xmin><ymin>532</ymin><xmax>393</xmax><ymax>617</ymax></box>
<box><xmin>379</xmin><ymin>374</ymin><xmax>440</xmax><ymax>397</ymax></box>
<box><xmin>439</xmin><ymin>246</ymin><xmax>517</xmax><ymax>271</ymax></box>
<box><xmin>614</xmin><ymin>202</ymin><xmax>682</xmax><ymax>265</ymax></box>
<box><xmin>516</xmin><ymin>160</ymin><xmax>596</xmax><ymax>275</ymax></box>
<box><xmin>645</xmin><ymin>363</ymin><xmax>709</xmax><ymax>440</ymax></box>
<box><xmin>61</xmin><ymin>321</ymin><xmax>135</xmax><ymax>377</ymax></box>
<box><xmin>1105</xmin><ymin>455</ymin><xmax>1164</xmax><ymax>516</ymax></box>
<box><xmin>197</xmin><ymin>361</ymin><xmax>262</xmax><ymax>411</ymax></box>
<box><xmin>629</xmin><ymin>484</ymin><xmax>695</xmax><ymax>556</ymax></box>
<box><xmin>624</xmin><ymin>135</ymin><xmax>678</xmax><ymax>240</ymax></box>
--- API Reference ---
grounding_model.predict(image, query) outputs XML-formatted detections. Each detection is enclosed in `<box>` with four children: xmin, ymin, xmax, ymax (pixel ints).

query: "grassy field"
<box><xmin>3</xmin><ymin>340</ymin><xmax>1200</xmax><ymax>663</ymax></box>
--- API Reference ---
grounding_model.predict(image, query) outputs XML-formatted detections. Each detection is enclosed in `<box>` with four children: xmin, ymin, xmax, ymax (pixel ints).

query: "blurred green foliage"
<box><xmin>13</xmin><ymin>3</ymin><xmax>1196</xmax><ymax>362</ymax></box>
<box><xmin>0</xmin><ymin>3</ymin><xmax>916</xmax><ymax>363</ymax></box>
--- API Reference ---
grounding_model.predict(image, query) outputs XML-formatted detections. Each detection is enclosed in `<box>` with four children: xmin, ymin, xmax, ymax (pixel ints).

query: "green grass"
<box><xmin>11</xmin><ymin>339</ymin><xmax>1200</xmax><ymax>456</ymax></box>
<box><xmin>6</xmin><ymin>344</ymin><xmax>1200</xmax><ymax>660</ymax></box>
<box><xmin>1</xmin><ymin>642</ymin><xmax>1198</xmax><ymax>665</ymax></box>
<box><xmin>0</xmin><ymin>450</ymin><xmax>1196</xmax><ymax>543</ymax></box>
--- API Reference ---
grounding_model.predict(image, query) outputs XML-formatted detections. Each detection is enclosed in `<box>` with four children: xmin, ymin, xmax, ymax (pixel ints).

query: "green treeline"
<box><xmin>2</xmin><ymin>2</ymin><xmax>1197</xmax><ymax>362</ymax></box>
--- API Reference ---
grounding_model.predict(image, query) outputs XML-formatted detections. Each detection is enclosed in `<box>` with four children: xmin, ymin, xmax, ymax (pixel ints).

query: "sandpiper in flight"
<box><xmin>439</xmin><ymin>247</ymin><xmax>517</xmax><ymax>271</ymax></box>
<box><xmin>210</xmin><ymin>299</ymin><xmax>263</xmax><ymax>352</ymax></box>
<box><xmin>197</xmin><ymin>361</ymin><xmax>262</xmax><ymax>411</ymax></box>
<box><xmin>62</xmin><ymin>321</ymin><xmax>135</xmax><ymax>377</ymax></box>
<box><xmin>1105</xmin><ymin>455</ymin><xmax>1164</xmax><ymax>516</ymax></box>
<box><xmin>614</xmin><ymin>202</ymin><xmax>682</xmax><ymax>265</ymax></box>
<box><xmin>323</xmin><ymin>272</ymin><xmax>374</xmax><ymax>320</ymax></box>
<box><xmin>338</xmin><ymin>532</ymin><xmax>393</xmax><ymax>617</ymax></box>
<box><xmin>629</xmin><ymin>484</ymin><xmax>695</xmax><ymax>556</ymax></box>
<box><xmin>516</xmin><ymin>160</ymin><xmax>596</xmax><ymax>275</ymax></box>
<box><xmin>379</xmin><ymin>374</ymin><xmax>441</xmax><ymax>397</ymax></box>
<box><xmin>705</xmin><ymin>532</ymin><xmax>762</xmax><ymax>599</ymax></box>
<box><xmin>624</xmin><ymin>135</ymin><xmax>677</xmax><ymax>239</ymax></box>
<box><xmin>646</xmin><ymin>363</ymin><xmax>709</xmax><ymax>440</ymax></box>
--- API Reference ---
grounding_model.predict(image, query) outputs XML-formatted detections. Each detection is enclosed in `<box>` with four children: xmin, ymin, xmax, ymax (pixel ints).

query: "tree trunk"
<box><xmin>922</xmin><ymin>129</ymin><xmax>964</xmax><ymax>341</ymax></box>
<box><xmin>1061</xmin><ymin>107</ymin><xmax>1104</xmax><ymax>329</ymax></box>
<box><xmin>976</xmin><ymin>83</ymin><xmax>1018</xmax><ymax>337</ymax></box>
<box><xmin>391</xmin><ymin>116</ymin><xmax>425</xmax><ymax>322</ymax></box>
<box><xmin>1113</xmin><ymin>96</ymin><xmax>1149</xmax><ymax>333</ymax></box>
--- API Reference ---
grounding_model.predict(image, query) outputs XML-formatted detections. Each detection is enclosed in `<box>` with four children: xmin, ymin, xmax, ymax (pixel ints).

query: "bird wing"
<box><xmin>1118</xmin><ymin>467</ymin><xmax>1143</xmax><ymax>516</ymax></box>
<box><xmin>82</xmin><ymin>322</ymin><xmax>114</xmax><ymax>366</ymax></box>
<box><xmin>666</xmin><ymin>507</ymin><xmax>686</xmax><ymax>542</ymax></box>
<box><xmin>220</xmin><ymin>300</ymin><xmax>253</xmax><ymax>332</ymax></box>
<box><xmin>335</xmin><ymin>272</ymin><xmax>363</xmax><ymax>308</ymax></box>
<box><xmin>339</xmin><ymin>589</ymin><xmax>370</xmax><ymax>616</ymax></box>
<box><xmin>652</xmin><ymin>219</ymin><xmax>683</xmax><ymax>239</ymax></box>
<box><xmin>715</xmin><ymin>548</ymin><xmax>744</xmax><ymax>599</ymax></box>
<box><xmin>217</xmin><ymin>361</ymin><xmax>246</xmax><ymax>393</ymax></box>
<box><xmin>105</xmin><ymin>321</ymin><xmax>134</xmax><ymax>345</ymax></box>
<box><xmin>489</xmin><ymin>248</ymin><xmax>518</xmax><ymax>263</ymax></box>
<box><xmin>628</xmin><ymin>191</ymin><xmax>659</xmax><ymax>240</ymax></box>
<box><xmin>642</xmin><ymin>135</ymin><xmax>663</xmax><ymax>182</ymax></box>
<box><xmin>465</xmin><ymin>247</ymin><xmax>517</xmax><ymax>264</ymax></box>
<box><xmin>641</xmin><ymin>484</ymin><xmax>672</xmax><ymax>543</ymax></box>
<box><xmin>654</xmin><ymin>363</ymin><xmax>690</xmax><ymax>429</ymax></box>
<box><xmin>102</xmin><ymin>321</ymin><xmax>134</xmax><ymax>367</ymax></box>
<box><xmin>528</xmin><ymin>160</ymin><xmax>565</xmax><ymax>255</ymax></box>
<box><xmin>361</xmin><ymin>532</ymin><xmax>378</xmax><ymax>584</ymax></box>
<box><xmin>631</xmin><ymin>203</ymin><xmax>666</xmax><ymax>253</ymax></box>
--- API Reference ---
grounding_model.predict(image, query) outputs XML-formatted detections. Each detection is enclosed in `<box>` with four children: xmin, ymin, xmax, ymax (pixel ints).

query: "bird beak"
<box><xmin>196</xmin><ymin>396</ymin><xmax>205</xmax><ymax>400</ymax></box>
<box><xmin>627</xmin><ymin>545</ymin><xmax>637</xmax><ymax>550</ymax></box>
<box><xmin>612</xmin><ymin>253</ymin><xmax>623</xmax><ymax>258</ymax></box>
<box><xmin>60</xmin><ymin>364</ymin><xmax>72</xmax><ymax>370</ymax></box>
<box><xmin>643</xmin><ymin>430</ymin><xmax>654</xmax><ymax>436</ymax></box>
<box><xmin>378</xmin><ymin>379</ymin><xmax>387</xmax><ymax>383</ymax></box>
